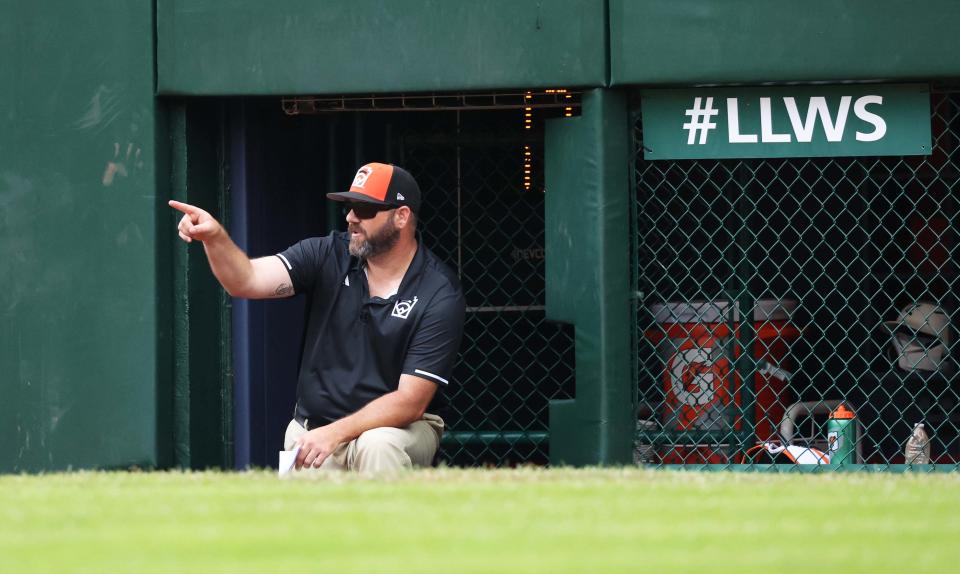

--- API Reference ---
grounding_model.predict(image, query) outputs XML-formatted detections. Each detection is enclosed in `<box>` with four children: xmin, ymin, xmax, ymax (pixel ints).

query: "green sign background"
<box><xmin>641</xmin><ymin>84</ymin><xmax>931</xmax><ymax>160</ymax></box>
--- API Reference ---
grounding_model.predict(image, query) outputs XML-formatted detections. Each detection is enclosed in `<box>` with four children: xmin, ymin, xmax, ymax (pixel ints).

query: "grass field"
<box><xmin>2</xmin><ymin>468</ymin><xmax>959</xmax><ymax>573</ymax></box>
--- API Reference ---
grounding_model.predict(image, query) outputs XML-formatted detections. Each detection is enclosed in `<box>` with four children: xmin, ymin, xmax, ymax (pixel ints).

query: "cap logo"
<box><xmin>352</xmin><ymin>166</ymin><xmax>373</xmax><ymax>188</ymax></box>
<box><xmin>396</xmin><ymin>193</ymin><xmax>405</xmax><ymax>201</ymax></box>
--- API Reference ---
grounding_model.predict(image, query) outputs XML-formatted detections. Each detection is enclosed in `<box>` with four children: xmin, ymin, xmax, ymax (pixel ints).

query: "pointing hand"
<box><xmin>169</xmin><ymin>200</ymin><xmax>223</xmax><ymax>243</ymax></box>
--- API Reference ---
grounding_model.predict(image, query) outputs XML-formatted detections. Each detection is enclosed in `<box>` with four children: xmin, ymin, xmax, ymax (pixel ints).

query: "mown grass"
<box><xmin>2</xmin><ymin>468</ymin><xmax>959</xmax><ymax>573</ymax></box>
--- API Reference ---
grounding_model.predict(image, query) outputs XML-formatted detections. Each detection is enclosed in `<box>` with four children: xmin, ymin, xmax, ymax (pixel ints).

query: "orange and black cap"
<box><xmin>326</xmin><ymin>162</ymin><xmax>421</xmax><ymax>215</ymax></box>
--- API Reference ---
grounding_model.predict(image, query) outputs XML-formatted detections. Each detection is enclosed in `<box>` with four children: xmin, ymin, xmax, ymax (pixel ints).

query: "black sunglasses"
<box><xmin>893</xmin><ymin>328</ymin><xmax>942</xmax><ymax>349</ymax></box>
<box><xmin>343</xmin><ymin>202</ymin><xmax>396</xmax><ymax>220</ymax></box>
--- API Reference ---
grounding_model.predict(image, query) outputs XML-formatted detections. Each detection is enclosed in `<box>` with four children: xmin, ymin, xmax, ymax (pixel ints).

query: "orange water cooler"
<box><xmin>645</xmin><ymin>300</ymin><xmax>800</xmax><ymax>464</ymax></box>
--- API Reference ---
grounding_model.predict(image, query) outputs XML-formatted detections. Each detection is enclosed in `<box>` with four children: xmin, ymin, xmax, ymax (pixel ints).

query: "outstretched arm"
<box><xmin>169</xmin><ymin>200</ymin><xmax>294</xmax><ymax>299</ymax></box>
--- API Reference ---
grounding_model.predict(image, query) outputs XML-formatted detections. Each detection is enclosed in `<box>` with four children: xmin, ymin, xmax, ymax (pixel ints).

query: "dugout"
<box><xmin>631</xmin><ymin>89</ymin><xmax>960</xmax><ymax>466</ymax></box>
<box><xmin>217</xmin><ymin>97</ymin><xmax>579</xmax><ymax>468</ymax></box>
<box><xmin>4</xmin><ymin>1</ymin><xmax>960</xmax><ymax>473</ymax></box>
<box><xmin>151</xmin><ymin>1</ymin><xmax>616</xmax><ymax>471</ymax></box>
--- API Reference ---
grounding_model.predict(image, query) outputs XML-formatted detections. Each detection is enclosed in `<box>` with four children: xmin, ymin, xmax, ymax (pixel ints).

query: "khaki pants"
<box><xmin>283</xmin><ymin>413</ymin><xmax>444</xmax><ymax>474</ymax></box>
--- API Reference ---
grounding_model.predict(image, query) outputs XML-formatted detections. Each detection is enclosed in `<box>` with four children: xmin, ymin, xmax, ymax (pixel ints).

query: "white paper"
<box><xmin>278</xmin><ymin>445</ymin><xmax>301</xmax><ymax>477</ymax></box>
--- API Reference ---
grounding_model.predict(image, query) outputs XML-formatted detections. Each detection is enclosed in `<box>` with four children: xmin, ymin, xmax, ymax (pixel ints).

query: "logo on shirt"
<box><xmin>352</xmin><ymin>166</ymin><xmax>373</xmax><ymax>188</ymax></box>
<box><xmin>391</xmin><ymin>296</ymin><xmax>418</xmax><ymax>320</ymax></box>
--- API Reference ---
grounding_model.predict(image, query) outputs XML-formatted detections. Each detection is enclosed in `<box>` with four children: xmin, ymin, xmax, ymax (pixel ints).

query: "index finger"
<box><xmin>295</xmin><ymin>447</ymin><xmax>309</xmax><ymax>470</ymax></box>
<box><xmin>168</xmin><ymin>200</ymin><xmax>201</xmax><ymax>216</ymax></box>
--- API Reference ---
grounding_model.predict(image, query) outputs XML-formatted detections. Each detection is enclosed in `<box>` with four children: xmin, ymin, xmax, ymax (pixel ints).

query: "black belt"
<box><xmin>294</xmin><ymin>412</ymin><xmax>324</xmax><ymax>431</ymax></box>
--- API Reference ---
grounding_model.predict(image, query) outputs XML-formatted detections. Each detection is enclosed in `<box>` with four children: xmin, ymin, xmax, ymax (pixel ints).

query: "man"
<box><xmin>170</xmin><ymin>163</ymin><xmax>466</xmax><ymax>473</ymax></box>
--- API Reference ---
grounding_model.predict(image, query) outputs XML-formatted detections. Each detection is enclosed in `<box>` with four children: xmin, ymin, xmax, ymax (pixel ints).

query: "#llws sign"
<box><xmin>641</xmin><ymin>84</ymin><xmax>931</xmax><ymax>160</ymax></box>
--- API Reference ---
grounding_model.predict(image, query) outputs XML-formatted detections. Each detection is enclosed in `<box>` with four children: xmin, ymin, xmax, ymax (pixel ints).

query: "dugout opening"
<box><xmin>225</xmin><ymin>93</ymin><xmax>579</xmax><ymax>468</ymax></box>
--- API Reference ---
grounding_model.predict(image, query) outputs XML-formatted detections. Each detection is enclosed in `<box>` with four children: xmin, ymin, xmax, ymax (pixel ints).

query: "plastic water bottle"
<box><xmin>826</xmin><ymin>403</ymin><xmax>857</xmax><ymax>465</ymax></box>
<box><xmin>904</xmin><ymin>423</ymin><xmax>931</xmax><ymax>465</ymax></box>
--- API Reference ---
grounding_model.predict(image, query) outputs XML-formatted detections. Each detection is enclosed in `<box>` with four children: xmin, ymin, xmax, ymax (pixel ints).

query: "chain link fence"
<box><xmin>400</xmin><ymin>109</ymin><xmax>576</xmax><ymax>466</ymax></box>
<box><xmin>633</xmin><ymin>90</ymin><xmax>960</xmax><ymax>469</ymax></box>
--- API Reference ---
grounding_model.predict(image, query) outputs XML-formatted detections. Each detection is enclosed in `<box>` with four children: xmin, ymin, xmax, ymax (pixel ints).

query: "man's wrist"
<box><xmin>202</xmin><ymin>223</ymin><xmax>227</xmax><ymax>245</ymax></box>
<box><xmin>323</xmin><ymin>419</ymin><xmax>355</xmax><ymax>444</ymax></box>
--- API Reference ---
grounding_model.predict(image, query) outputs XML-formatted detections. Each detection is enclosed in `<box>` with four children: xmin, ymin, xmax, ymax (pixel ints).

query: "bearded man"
<box><xmin>170</xmin><ymin>163</ymin><xmax>465</xmax><ymax>473</ymax></box>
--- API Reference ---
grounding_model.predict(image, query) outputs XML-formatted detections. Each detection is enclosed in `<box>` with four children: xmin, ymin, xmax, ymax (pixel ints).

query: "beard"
<box><xmin>349</xmin><ymin>215</ymin><xmax>401</xmax><ymax>260</ymax></box>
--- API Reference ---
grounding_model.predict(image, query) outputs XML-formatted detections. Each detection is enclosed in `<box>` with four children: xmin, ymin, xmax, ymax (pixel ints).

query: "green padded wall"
<box><xmin>545</xmin><ymin>89</ymin><xmax>634</xmax><ymax>466</ymax></box>
<box><xmin>168</xmin><ymin>102</ymin><xmax>233</xmax><ymax>470</ymax></box>
<box><xmin>611</xmin><ymin>0</ymin><xmax>960</xmax><ymax>86</ymax></box>
<box><xmin>0</xmin><ymin>1</ymin><xmax>164</xmax><ymax>471</ymax></box>
<box><xmin>157</xmin><ymin>0</ymin><xmax>607</xmax><ymax>95</ymax></box>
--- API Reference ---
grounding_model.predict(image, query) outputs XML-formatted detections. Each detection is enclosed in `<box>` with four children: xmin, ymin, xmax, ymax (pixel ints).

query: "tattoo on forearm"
<box><xmin>274</xmin><ymin>283</ymin><xmax>293</xmax><ymax>297</ymax></box>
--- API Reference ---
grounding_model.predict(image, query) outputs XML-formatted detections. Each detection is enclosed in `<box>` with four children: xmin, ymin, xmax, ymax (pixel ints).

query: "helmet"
<box><xmin>883</xmin><ymin>302</ymin><xmax>953</xmax><ymax>374</ymax></box>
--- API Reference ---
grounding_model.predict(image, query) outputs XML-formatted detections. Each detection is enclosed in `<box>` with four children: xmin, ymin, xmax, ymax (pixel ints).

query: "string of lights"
<box><xmin>521</xmin><ymin>89</ymin><xmax>578</xmax><ymax>191</ymax></box>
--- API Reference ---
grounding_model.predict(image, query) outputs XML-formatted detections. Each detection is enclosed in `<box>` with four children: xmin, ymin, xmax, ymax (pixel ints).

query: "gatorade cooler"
<box><xmin>645</xmin><ymin>300</ymin><xmax>800</xmax><ymax>464</ymax></box>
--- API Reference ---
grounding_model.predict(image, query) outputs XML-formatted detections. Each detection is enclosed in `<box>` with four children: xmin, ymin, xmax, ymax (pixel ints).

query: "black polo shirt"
<box><xmin>276</xmin><ymin>231</ymin><xmax>465</xmax><ymax>425</ymax></box>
